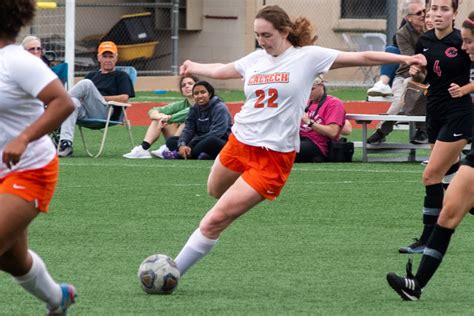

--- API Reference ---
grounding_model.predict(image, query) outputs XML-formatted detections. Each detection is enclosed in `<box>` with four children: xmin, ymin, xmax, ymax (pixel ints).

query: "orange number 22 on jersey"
<box><xmin>254</xmin><ymin>88</ymin><xmax>279</xmax><ymax>108</ymax></box>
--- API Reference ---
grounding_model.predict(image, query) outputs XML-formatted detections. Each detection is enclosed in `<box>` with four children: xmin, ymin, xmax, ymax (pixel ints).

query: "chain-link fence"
<box><xmin>19</xmin><ymin>2</ymin><xmax>66</xmax><ymax>66</ymax></box>
<box><xmin>264</xmin><ymin>0</ymin><xmax>392</xmax><ymax>86</ymax></box>
<box><xmin>20</xmin><ymin>0</ymin><xmax>470</xmax><ymax>87</ymax></box>
<box><xmin>21</xmin><ymin>1</ymin><xmax>178</xmax><ymax>76</ymax></box>
<box><xmin>73</xmin><ymin>1</ymin><xmax>177</xmax><ymax>76</ymax></box>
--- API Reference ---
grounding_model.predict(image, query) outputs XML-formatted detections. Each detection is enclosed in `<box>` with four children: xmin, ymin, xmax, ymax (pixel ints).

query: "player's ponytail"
<box><xmin>256</xmin><ymin>5</ymin><xmax>317</xmax><ymax>47</ymax></box>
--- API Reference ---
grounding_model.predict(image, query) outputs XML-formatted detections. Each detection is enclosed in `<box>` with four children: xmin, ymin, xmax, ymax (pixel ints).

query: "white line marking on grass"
<box><xmin>60</xmin><ymin>162</ymin><xmax>422</xmax><ymax>174</ymax></box>
<box><xmin>292</xmin><ymin>166</ymin><xmax>422</xmax><ymax>174</ymax></box>
<box><xmin>286</xmin><ymin>179</ymin><xmax>419</xmax><ymax>186</ymax></box>
<box><xmin>60</xmin><ymin>162</ymin><xmax>210</xmax><ymax>169</ymax></box>
<box><xmin>58</xmin><ymin>179</ymin><xmax>418</xmax><ymax>189</ymax></box>
<box><xmin>61</xmin><ymin>183</ymin><xmax>206</xmax><ymax>188</ymax></box>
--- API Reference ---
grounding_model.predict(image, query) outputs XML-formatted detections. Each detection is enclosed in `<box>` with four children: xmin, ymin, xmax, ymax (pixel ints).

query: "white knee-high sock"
<box><xmin>13</xmin><ymin>250</ymin><xmax>62</xmax><ymax>308</ymax></box>
<box><xmin>174</xmin><ymin>228</ymin><xmax>218</xmax><ymax>276</ymax></box>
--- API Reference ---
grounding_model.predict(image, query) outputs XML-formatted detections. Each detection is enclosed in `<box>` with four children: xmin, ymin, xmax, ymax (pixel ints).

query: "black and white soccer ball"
<box><xmin>138</xmin><ymin>254</ymin><xmax>180</xmax><ymax>294</ymax></box>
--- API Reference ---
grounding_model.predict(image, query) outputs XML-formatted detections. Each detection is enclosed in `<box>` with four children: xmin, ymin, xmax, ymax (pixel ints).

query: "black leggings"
<box><xmin>166</xmin><ymin>135</ymin><xmax>228</xmax><ymax>159</ymax></box>
<box><xmin>295</xmin><ymin>137</ymin><xmax>326</xmax><ymax>163</ymax></box>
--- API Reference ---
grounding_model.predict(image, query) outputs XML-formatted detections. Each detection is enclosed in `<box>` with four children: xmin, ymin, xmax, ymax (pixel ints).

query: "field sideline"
<box><xmin>0</xmin><ymin>127</ymin><xmax>473</xmax><ymax>315</ymax></box>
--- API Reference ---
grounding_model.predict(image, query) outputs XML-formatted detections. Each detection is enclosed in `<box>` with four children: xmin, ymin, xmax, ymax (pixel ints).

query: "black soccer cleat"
<box><xmin>386</xmin><ymin>259</ymin><xmax>422</xmax><ymax>301</ymax></box>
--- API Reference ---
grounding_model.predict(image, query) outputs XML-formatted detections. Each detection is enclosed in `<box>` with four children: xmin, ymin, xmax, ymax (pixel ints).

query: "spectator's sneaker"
<box><xmin>151</xmin><ymin>144</ymin><xmax>169</xmax><ymax>159</ymax></box>
<box><xmin>123</xmin><ymin>146</ymin><xmax>152</xmax><ymax>159</ymax></box>
<box><xmin>47</xmin><ymin>283</ymin><xmax>77</xmax><ymax>315</ymax></box>
<box><xmin>367</xmin><ymin>81</ymin><xmax>393</xmax><ymax>97</ymax></box>
<box><xmin>367</xmin><ymin>130</ymin><xmax>386</xmax><ymax>144</ymax></box>
<box><xmin>421</xmin><ymin>160</ymin><xmax>429</xmax><ymax>166</ymax></box>
<box><xmin>197</xmin><ymin>152</ymin><xmax>212</xmax><ymax>160</ymax></box>
<box><xmin>386</xmin><ymin>259</ymin><xmax>422</xmax><ymax>301</ymax></box>
<box><xmin>162</xmin><ymin>150</ymin><xmax>179</xmax><ymax>160</ymax></box>
<box><xmin>411</xmin><ymin>129</ymin><xmax>428</xmax><ymax>145</ymax></box>
<box><xmin>58</xmin><ymin>140</ymin><xmax>73</xmax><ymax>158</ymax></box>
<box><xmin>399</xmin><ymin>238</ymin><xmax>425</xmax><ymax>254</ymax></box>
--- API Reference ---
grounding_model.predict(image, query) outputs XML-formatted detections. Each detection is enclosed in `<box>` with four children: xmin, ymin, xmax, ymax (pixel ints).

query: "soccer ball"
<box><xmin>138</xmin><ymin>254</ymin><xmax>180</xmax><ymax>294</ymax></box>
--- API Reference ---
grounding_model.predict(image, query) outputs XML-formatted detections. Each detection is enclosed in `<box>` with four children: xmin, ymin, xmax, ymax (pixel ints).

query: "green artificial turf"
<box><xmin>0</xmin><ymin>126</ymin><xmax>472</xmax><ymax>315</ymax></box>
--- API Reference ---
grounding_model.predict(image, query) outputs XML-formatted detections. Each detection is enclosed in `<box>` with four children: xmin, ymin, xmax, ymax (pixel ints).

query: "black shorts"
<box><xmin>427</xmin><ymin>112</ymin><xmax>472</xmax><ymax>143</ymax></box>
<box><xmin>462</xmin><ymin>151</ymin><xmax>474</xmax><ymax>168</ymax></box>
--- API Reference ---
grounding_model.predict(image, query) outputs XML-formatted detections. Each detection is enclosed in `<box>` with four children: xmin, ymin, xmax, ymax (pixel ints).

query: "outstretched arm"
<box><xmin>331</xmin><ymin>51</ymin><xmax>426</xmax><ymax>69</ymax></box>
<box><xmin>180</xmin><ymin>60</ymin><xmax>241</xmax><ymax>79</ymax></box>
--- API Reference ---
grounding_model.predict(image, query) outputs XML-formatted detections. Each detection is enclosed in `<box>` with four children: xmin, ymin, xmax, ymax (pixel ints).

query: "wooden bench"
<box><xmin>347</xmin><ymin>114</ymin><xmax>428</xmax><ymax>162</ymax></box>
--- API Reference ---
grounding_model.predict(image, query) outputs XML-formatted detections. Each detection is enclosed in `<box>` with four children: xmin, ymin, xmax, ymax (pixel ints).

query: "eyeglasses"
<box><xmin>408</xmin><ymin>9</ymin><xmax>425</xmax><ymax>17</ymax></box>
<box><xmin>27</xmin><ymin>47</ymin><xmax>43</xmax><ymax>52</ymax></box>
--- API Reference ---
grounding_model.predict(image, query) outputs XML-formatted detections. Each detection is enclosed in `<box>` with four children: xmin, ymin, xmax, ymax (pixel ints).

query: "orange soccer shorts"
<box><xmin>219</xmin><ymin>134</ymin><xmax>296</xmax><ymax>200</ymax></box>
<box><xmin>0</xmin><ymin>156</ymin><xmax>59</xmax><ymax>213</ymax></box>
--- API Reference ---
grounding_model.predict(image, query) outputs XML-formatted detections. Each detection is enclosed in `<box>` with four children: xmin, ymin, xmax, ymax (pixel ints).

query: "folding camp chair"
<box><xmin>76</xmin><ymin>66</ymin><xmax>137</xmax><ymax>158</ymax></box>
<box><xmin>48</xmin><ymin>63</ymin><xmax>69</xmax><ymax>147</ymax></box>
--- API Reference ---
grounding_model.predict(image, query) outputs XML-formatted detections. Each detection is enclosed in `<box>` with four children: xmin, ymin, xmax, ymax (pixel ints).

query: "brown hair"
<box><xmin>255</xmin><ymin>5</ymin><xmax>317</xmax><ymax>47</ymax></box>
<box><xmin>451</xmin><ymin>0</ymin><xmax>459</xmax><ymax>12</ymax></box>
<box><xmin>179</xmin><ymin>75</ymin><xmax>199</xmax><ymax>95</ymax></box>
<box><xmin>0</xmin><ymin>0</ymin><xmax>35</xmax><ymax>41</ymax></box>
<box><xmin>462</xmin><ymin>11</ymin><xmax>474</xmax><ymax>34</ymax></box>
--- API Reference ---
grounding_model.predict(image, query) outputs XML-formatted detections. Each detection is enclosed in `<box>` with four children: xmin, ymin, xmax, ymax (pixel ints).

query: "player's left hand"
<box><xmin>2</xmin><ymin>137</ymin><xmax>28</xmax><ymax>169</ymax></box>
<box><xmin>448</xmin><ymin>83</ymin><xmax>463</xmax><ymax>98</ymax></box>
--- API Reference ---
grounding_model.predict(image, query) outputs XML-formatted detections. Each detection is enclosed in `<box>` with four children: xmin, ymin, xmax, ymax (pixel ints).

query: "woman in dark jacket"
<box><xmin>165</xmin><ymin>81</ymin><xmax>232</xmax><ymax>159</ymax></box>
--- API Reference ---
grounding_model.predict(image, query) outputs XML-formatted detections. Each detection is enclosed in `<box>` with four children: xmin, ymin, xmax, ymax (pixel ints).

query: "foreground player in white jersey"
<box><xmin>0</xmin><ymin>1</ymin><xmax>77</xmax><ymax>314</ymax></box>
<box><xmin>173</xmin><ymin>5</ymin><xmax>426</xmax><ymax>278</ymax></box>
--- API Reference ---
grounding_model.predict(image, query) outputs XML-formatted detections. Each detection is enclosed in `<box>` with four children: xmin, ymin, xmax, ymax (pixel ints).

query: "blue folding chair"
<box><xmin>48</xmin><ymin>63</ymin><xmax>70</xmax><ymax>147</ymax></box>
<box><xmin>76</xmin><ymin>66</ymin><xmax>136</xmax><ymax>158</ymax></box>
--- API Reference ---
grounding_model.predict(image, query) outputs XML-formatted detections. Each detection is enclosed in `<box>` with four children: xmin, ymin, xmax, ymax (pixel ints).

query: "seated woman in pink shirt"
<box><xmin>296</xmin><ymin>75</ymin><xmax>350</xmax><ymax>162</ymax></box>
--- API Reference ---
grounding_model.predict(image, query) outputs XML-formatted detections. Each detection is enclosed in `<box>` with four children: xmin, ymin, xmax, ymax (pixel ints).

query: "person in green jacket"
<box><xmin>123</xmin><ymin>75</ymin><xmax>198</xmax><ymax>159</ymax></box>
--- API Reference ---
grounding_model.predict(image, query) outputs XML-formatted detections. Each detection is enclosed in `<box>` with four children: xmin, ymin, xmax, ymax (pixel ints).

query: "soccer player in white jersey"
<box><xmin>0</xmin><ymin>1</ymin><xmax>77</xmax><ymax>314</ymax></box>
<box><xmin>172</xmin><ymin>5</ymin><xmax>427</xmax><ymax>279</ymax></box>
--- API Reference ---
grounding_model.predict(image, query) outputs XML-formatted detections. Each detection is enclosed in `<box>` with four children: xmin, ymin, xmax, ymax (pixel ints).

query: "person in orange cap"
<box><xmin>57</xmin><ymin>41</ymin><xmax>135</xmax><ymax>157</ymax></box>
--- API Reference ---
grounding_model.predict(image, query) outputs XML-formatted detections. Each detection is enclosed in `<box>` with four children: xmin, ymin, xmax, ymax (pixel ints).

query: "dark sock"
<box><xmin>415</xmin><ymin>224</ymin><xmax>455</xmax><ymax>288</ymax></box>
<box><xmin>442</xmin><ymin>162</ymin><xmax>460</xmax><ymax>190</ymax></box>
<box><xmin>141</xmin><ymin>141</ymin><xmax>151</xmax><ymax>150</ymax></box>
<box><xmin>420</xmin><ymin>183</ymin><xmax>444</xmax><ymax>244</ymax></box>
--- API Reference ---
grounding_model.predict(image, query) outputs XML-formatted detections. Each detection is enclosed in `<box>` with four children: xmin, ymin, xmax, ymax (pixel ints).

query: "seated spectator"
<box><xmin>58</xmin><ymin>41</ymin><xmax>135</xmax><ymax>157</ymax></box>
<box><xmin>123</xmin><ymin>75</ymin><xmax>198</xmax><ymax>159</ymax></box>
<box><xmin>163</xmin><ymin>80</ymin><xmax>232</xmax><ymax>160</ymax></box>
<box><xmin>21</xmin><ymin>35</ymin><xmax>51</xmax><ymax>66</ymax></box>
<box><xmin>367</xmin><ymin>0</ymin><xmax>428</xmax><ymax>145</ymax></box>
<box><xmin>367</xmin><ymin>20</ymin><xmax>407</xmax><ymax>97</ymax></box>
<box><xmin>295</xmin><ymin>75</ymin><xmax>348</xmax><ymax>163</ymax></box>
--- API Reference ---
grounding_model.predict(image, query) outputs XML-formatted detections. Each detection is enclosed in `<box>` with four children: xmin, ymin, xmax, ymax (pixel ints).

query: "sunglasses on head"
<box><xmin>27</xmin><ymin>47</ymin><xmax>42</xmax><ymax>52</ymax></box>
<box><xmin>408</xmin><ymin>9</ymin><xmax>425</xmax><ymax>17</ymax></box>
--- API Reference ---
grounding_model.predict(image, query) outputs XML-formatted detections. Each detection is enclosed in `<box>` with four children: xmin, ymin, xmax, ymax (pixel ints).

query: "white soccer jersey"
<box><xmin>233</xmin><ymin>45</ymin><xmax>339</xmax><ymax>152</ymax></box>
<box><xmin>0</xmin><ymin>45</ymin><xmax>57</xmax><ymax>178</ymax></box>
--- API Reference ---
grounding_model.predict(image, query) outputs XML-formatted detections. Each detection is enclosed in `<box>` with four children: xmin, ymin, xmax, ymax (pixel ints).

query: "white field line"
<box><xmin>60</xmin><ymin>162</ymin><xmax>423</xmax><ymax>174</ymax></box>
<box><xmin>60</xmin><ymin>178</ymin><xmax>419</xmax><ymax>189</ymax></box>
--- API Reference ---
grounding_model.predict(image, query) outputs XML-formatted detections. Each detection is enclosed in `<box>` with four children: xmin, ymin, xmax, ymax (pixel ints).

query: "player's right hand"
<box><xmin>2</xmin><ymin>136</ymin><xmax>28</xmax><ymax>169</ymax></box>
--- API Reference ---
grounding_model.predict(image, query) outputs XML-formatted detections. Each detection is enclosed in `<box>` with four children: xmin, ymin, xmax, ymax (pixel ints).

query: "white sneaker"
<box><xmin>123</xmin><ymin>146</ymin><xmax>152</xmax><ymax>159</ymax></box>
<box><xmin>367</xmin><ymin>81</ymin><xmax>393</xmax><ymax>97</ymax></box>
<box><xmin>150</xmin><ymin>144</ymin><xmax>169</xmax><ymax>159</ymax></box>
